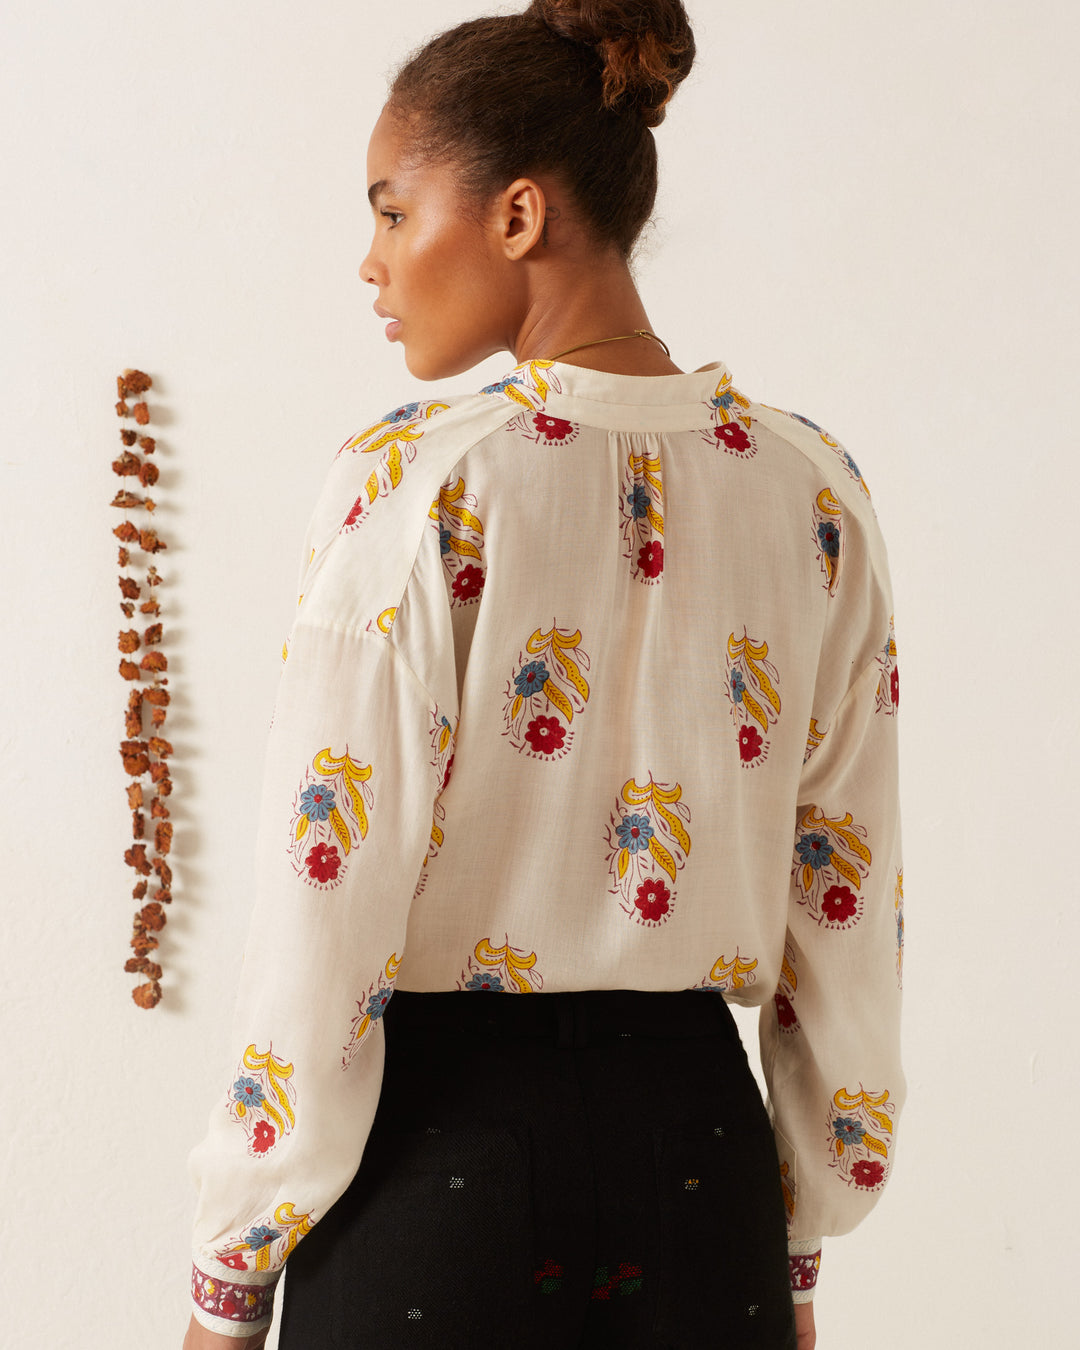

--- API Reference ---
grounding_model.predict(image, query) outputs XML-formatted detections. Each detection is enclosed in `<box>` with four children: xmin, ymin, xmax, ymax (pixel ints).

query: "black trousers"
<box><xmin>277</xmin><ymin>988</ymin><xmax>796</xmax><ymax>1349</ymax></box>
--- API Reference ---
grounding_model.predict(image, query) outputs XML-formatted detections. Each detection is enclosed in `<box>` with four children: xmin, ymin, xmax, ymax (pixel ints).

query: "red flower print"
<box><xmin>525</xmin><ymin>715</ymin><xmax>566</xmax><ymax>756</ymax></box>
<box><xmin>219</xmin><ymin>1298</ymin><xmax>239</xmax><ymax>1318</ymax></box>
<box><xmin>634</xmin><ymin>877</ymin><xmax>671</xmax><ymax>921</ymax></box>
<box><xmin>252</xmin><ymin>1120</ymin><xmax>276</xmax><ymax>1154</ymax></box>
<box><xmin>774</xmin><ymin>992</ymin><xmax>797</xmax><ymax>1028</ymax></box>
<box><xmin>821</xmin><ymin>884</ymin><xmax>858</xmax><ymax>924</ymax></box>
<box><xmin>305</xmin><ymin>842</ymin><xmax>342</xmax><ymax>883</ymax></box>
<box><xmin>890</xmin><ymin>665</ymin><xmax>899</xmax><ymax>707</ymax></box>
<box><xmin>219</xmin><ymin>1251</ymin><xmax>248</xmax><ymax>1271</ymax></box>
<box><xmin>851</xmin><ymin>1159</ymin><xmax>885</xmax><ymax>1189</ymax></box>
<box><xmin>344</xmin><ymin>496</ymin><xmax>364</xmax><ymax>529</ymax></box>
<box><xmin>637</xmin><ymin>540</ymin><xmax>664</xmax><ymax>578</ymax></box>
<box><xmin>441</xmin><ymin>753</ymin><xmax>455</xmax><ymax>794</ymax></box>
<box><xmin>739</xmin><ymin>724</ymin><xmax>763</xmax><ymax>762</ymax></box>
<box><xmin>715</xmin><ymin>422</ymin><xmax>751</xmax><ymax>453</ymax></box>
<box><xmin>452</xmin><ymin>564</ymin><xmax>485</xmax><ymax>602</ymax></box>
<box><xmin>533</xmin><ymin>413</ymin><xmax>573</xmax><ymax>442</ymax></box>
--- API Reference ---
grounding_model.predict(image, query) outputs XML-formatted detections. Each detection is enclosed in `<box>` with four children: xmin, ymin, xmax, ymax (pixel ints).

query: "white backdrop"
<box><xmin>2</xmin><ymin>1</ymin><xmax>1076</xmax><ymax>1345</ymax></box>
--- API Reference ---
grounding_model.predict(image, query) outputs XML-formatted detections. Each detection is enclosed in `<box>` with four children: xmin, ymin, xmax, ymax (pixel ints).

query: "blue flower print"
<box><xmin>233</xmin><ymin>1077</ymin><xmax>265</xmax><ymax>1109</ymax></box>
<box><xmin>617</xmin><ymin>814</ymin><xmax>654</xmax><ymax>853</ymax></box>
<box><xmin>381</xmin><ymin>402</ymin><xmax>420</xmax><ymax>424</ymax></box>
<box><xmin>841</xmin><ymin>448</ymin><xmax>864</xmax><ymax>483</ymax></box>
<box><xmin>514</xmin><ymin>661</ymin><xmax>550</xmax><ymax>697</ymax></box>
<box><xmin>439</xmin><ymin>527</ymin><xmax>451</xmax><ymax>555</ymax></box>
<box><xmin>300</xmin><ymin>784</ymin><xmax>336</xmax><ymax>821</ymax></box>
<box><xmin>817</xmin><ymin>520</ymin><xmax>841</xmax><ymax>558</ymax></box>
<box><xmin>796</xmin><ymin>833</ymin><xmax>834</xmax><ymax>868</ymax></box>
<box><xmin>790</xmin><ymin>411</ymin><xmax>823</xmax><ymax>433</ymax></box>
<box><xmin>466</xmin><ymin>973</ymin><xmax>505</xmax><ymax>991</ymax></box>
<box><xmin>730</xmin><ymin>670</ymin><xmax>747</xmax><ymax>703</ymax></box>
<box><xmin>832</xmin><ymin>1116</ymin><xmax>866</xmax><ymax>1144</ymax></box>
<box><xmin>711</xmin><ymin>391</ymin><xmax>736</xmax><ymax>411</ymax></box>
<box><xmin>626</xmin><ymin>485</ymin><xmax>649</xmax><ymax>519</ymax></box>
<box><xmin>480</xmin><ymin>376</ymin><xmax>522</xmax><ymax>396</ymax></box>
<box><xmin>366</xmin><ymin>987</ymin><xmax>394</xmax><ymax>1020</ymax></box>
<box><xmin>245</xmin><ymin>1225</ymin><xmax>282</xmax><ymax>1251</ymax></box>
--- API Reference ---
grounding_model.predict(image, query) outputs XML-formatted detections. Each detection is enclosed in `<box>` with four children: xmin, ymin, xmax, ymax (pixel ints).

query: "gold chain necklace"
<box><xmin>545</xmin><ymin>329</ymin><xmax>671</xmax><ymax>362</ymax></box>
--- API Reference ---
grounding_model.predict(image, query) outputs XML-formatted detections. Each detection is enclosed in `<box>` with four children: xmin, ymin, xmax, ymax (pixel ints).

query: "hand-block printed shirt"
<box><xmin>187</xmin><ymin>357</ymin><xmax>904</xmax><ymax>1336</ymax></box>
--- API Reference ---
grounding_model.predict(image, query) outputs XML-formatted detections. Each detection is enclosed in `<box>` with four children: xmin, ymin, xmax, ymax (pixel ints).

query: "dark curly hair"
<box><xmin>383</xmin><ymin>0</ymin><xmax>696</xmax><ymax>264</ymax></box>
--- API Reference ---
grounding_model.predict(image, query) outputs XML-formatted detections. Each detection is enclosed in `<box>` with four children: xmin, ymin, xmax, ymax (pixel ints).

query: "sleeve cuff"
<box><xmin>788</xmin><ymin>1237</ymin><xmax>821</xmax><ymax>1302</ymax></box>
<box><xmin>191</xmin><ymin>1261</ymin><xmax>279</xmax><ymax>1336</ymax></box>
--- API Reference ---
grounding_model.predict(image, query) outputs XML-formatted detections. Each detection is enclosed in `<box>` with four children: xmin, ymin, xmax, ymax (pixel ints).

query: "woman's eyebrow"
<box><xmin>367</xmin><ymin>179</ymin><xmax>402</xmax><ymax>208</ymax></box>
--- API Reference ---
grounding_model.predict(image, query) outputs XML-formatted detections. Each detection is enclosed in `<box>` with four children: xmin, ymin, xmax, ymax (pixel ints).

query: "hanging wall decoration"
<box><xmin>111</xmin><ymin>368</ymin><xmax>173</xmax><ymax>1010</ymax></box>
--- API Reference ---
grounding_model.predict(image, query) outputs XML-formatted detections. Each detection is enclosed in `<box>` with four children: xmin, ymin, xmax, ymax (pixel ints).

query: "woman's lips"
<box><xmin>385</xmin><ymin>320</ymin><xmax>402</xmax><ymax>340</ymax></box>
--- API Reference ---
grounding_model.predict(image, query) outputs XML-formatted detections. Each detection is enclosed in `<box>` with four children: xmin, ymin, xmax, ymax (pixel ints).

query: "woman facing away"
<box><xmin>183</xmin><ymin>2</ymin><xmax>905</xmax><ymax>1347</ymax></box>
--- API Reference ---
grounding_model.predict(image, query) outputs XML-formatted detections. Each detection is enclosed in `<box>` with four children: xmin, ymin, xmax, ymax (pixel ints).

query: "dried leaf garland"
<box><xmin>113</xmin><ymin>367</ymin><xmax>173</xmax><ymax>1010</ymax></box>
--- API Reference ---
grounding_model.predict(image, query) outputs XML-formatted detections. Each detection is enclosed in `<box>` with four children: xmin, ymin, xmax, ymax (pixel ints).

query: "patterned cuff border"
<box><xmin>191</xmin><ymin>1263</ymin><xmax>277</xmax><ymax>1325</ymax></box>
<box><xmin>789</xmin><ymin>1246</ymin><xmax>821</xmax><ymax>1299</ymax></box>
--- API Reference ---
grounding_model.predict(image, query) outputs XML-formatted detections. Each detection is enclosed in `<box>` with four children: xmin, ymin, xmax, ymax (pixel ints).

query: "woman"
<box><xmin>184</xmin><ymin>2</ymin><xmax>904</xmax><ymax>1347</ymax></box>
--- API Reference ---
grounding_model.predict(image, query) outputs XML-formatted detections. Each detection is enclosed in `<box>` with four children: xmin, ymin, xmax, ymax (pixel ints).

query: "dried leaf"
<box><xmin>138</xmin><ymin>528</ymin><xmax>165</xmax><ymax>553</ymax></box>
<box><xmin>126</xmin><ymin>781</ymin><xmax>143</xmax><ymax>809</ymax></box>
<box><xmin>118</xmin><ymin>659</ymin><xmax>140</xmax><ymax>681</ymax></box>
<box><xmin>153</xmin><ymin>857</ymin><xmax>172</xmax><ymax>886</ymax></box>
<box><xmin>140</xmin><ymin>901</ymin><xmax>166</xmax><ymax>931</ymax></box>
<box><xmin>143</xmin><ymin>686</ymin><xmax>169</xmax><ymax>707</ymax></box>
<box><xmin>132</xmin><ymin>810</ymin><xmax>145</xmax><ymax>838</ymax></box>
<box><xmin>120</xmin><ymin>428</ymin><xmax>137</xmax><ymax>446</ymax></box>
<box><xmin>139</xmin><ymin>599</ymin><xmax>161</xmax><ymax>616</ymax></box>
<box><xmin>138</xmin><ymin>460</ymin><xmax>159</xmax><ymax>488</ymax></box>
<box><xmin>130</xmin><ymin>934</ymin><xmax>159</xmax><ymax>957</ymax></box>
<box><xmin>118</xmin><ymin>630</ymin><xmax>140</xmax><ymax>654</ymax></box>
<box><xmin>118</xmin><ymin>546</ymin><xmax>130</xmax><ymax>566</ymax></box>
<box><xmin>149</xmin><ymin>761</ymin><xmax>170</xmax><ymax>785</ymax></box>
<box><xmin>115</xmin><ymin>399</ymin><xmax>130</xmax><ymax>417</ymax></box>
<box><xmin>120</xmin><ymin>601</ymin><xmax>135</xmax><ymax>619</ymax></box>
<box><xmin>125</xmin><ymin>706</ymin><xmax>142</xmax><ymax>737</ymax></box>
<box><xmin>146</xmin><ymin>566</ymin><xmax>162</xmax><ymax>586</ymax></box>
<box><xmin>112</xmin><ymin>451</ymin><xmax>141</xmax><ymax>477</ymax></box>
<box><xmin>125</xmin><ymin>956</ymin><xmax>149</xmax><ymax>973</ymax></box>
<box><xmin>154</xmin><ymin>820</ymin><xmax>173</xmax><ymax>855</ymax></box>
<box><xmin>140</xmin><ymin>651</ymin><xmax>167</xmax><ymax>672</ymax></box>
<box><xmin>120</xmin><ymin>737</ymin><xmax>147</xmax><ymax>756</ymax></box>
<box><xmin>113</xmin><ymin>521</ymin><xmax>139</xmax><ymax>543</ymax></box>
<box><xmin>133</xmin><ymin>402</ymin><xmax>149</xmax><ymax>425</ymax></box>
<box><xmin>150</xmin><ymin>795</ymin><xmax>169</xmax><ymax>818</ymax></box>
<box><xmin>143</xmin><ymin>960</ymin><xmax>163</xmax><ymax>979</ymax></box>
<box><xmin>119</xmin><ymin>577</ymin><xmax>141</xmax><ymax>600</ymax></box>
<box><xmin>120</xmin><ymin>369</ymin><xmax>153</xmax><ymax>397</ymax></box>
<box><xmin>124</xmin><ymin>843</ymin><xmax>152</xmax><ymax>875</ymax></box>
<box><xmin>153</xmin><ymin>887</ymin><xmax>172</xmax><ymax>906</ymax></box>
<box><xmin>143</xmin><ymin>622</ymin><xmax>163</xmax><ymax>645</ymax></box>
<box><xmin>123</xmin><ymin>751</ymin><xmax>148</xmax><ymax>775</ymax></box>
<box><xmin>111</xmin><ymin>490</ymin><xmax>147</xmax><ymax>509</ymax></box>
<box><xmin>132</xmin><ymin>879</ymin><xmax>148</xmax><ymax>900</ymax></box>
<box><xmin>139</xmin><ymin>435</ymin><xmax>156</xmax><ymax>454</ymax></box>
<box><xmin>150</xmin><ymin>706</ymin><xmax>167</xmax><ymax>728</ymax></box>
<box><xmin>148</xmin><ymin>735</ymin><xmax>173</xmax><ymax>758</ymax></box>
<box><xmin>132</xmin><ymin>980</ymin><xmax>162</xmax><ymax>1009</ymax></box>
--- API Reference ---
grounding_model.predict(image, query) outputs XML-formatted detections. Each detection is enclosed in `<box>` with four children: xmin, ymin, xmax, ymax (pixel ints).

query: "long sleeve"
<box><xmin>759</xmin><ymin>508</ymin><xmax>905</xmax><ymax>1302</ymax></box>
<box><xmin>187</xmin><ymin>523</ymin><xmax>457</xmax><ymax>1335</ymax></box>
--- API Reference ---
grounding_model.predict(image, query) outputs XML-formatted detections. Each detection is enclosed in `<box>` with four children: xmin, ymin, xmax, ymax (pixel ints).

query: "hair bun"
<box><xmin>529</xmin><ymin>0</ymin><xmax>695</xmax><ymax>127</ymax></box>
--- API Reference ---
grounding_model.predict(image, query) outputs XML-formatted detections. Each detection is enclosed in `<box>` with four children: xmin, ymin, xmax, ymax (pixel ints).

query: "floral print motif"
<box><xmin>338</xmin><ymin>400</ymin><xmax>452</xmax><ymax>527</ymax></box>
<box><xmin>726</xmin><ymin>629</ymin><xmax>781</xmax><ymax>767</ymax></box>
<box><xmin>227</xmin><ymin>1045</ymin><xmax>296</xmax><ymax>1158</ymax></box>
<box><xmin>875</xmin><ymin>615</ymin><xmax>899</xmax><ymax>715</ymax></box>
<box><xmin>212</xmin><ymin>1203</ymin><xmax>314</xmax><ymax>1275</ymax></box>
<box><xmin>699</xmin><ymin>370</ymin><xmax>758</xmax><ymax>457</ymax></box>
<box><xmin>774</xmin><ymin>938</ymin><xmax>800</xmax><ymax>1034</ymax></box>
<box><xmin>619</xmin><ymin>448</ymin><xmax>665</xmax><ymax>585</ymax></box>
<box><xmin>430</xmin><ymin>478</ymin><xmax>487</xmax><ymax>606</ymax></box>
<box><xmin>364</xmin><ymin>606</ymin><xmax>398</xmax><ymax>638</ymax></box>
<box><xmin>288</xmin><ymin>748</ymin><xmax>373</xmax><ymax>891</ymax></box>
<box><xmin>804</xmin><ymin>718</ymin><xmax>826</xmax><ymax>766</ymax></box>
<box><xmin>503</xmin><ymin>623</ymin><xmax>591</xmax><ymax>760</ymax></box>
<box><xmin>792</xmin><ymin>807</ymin><xmax>872</xmax><ymax>928</ymax></box>
<box><xmin>459</xmin><ymin>935</ymin><xmax>543</xmax><ymax>993</ymax></box>
<box><xmin>342</xmin><ymin>951</ymin><xmax>401</xmax><ymax>1069</ymax></box>
<box><xmin>812</xmin><ymin>488</ymin><xmax>843</xmax><ymax>595</ymax></box>
<box><xmin>506</xmin><ymin>408</ymin><xmax>581</xmax><ymax>447</ymax></box>
<box><xmin>827</xmin><ymin>1087</ymin><xmax>895</xmax><ymax>1191</ymax></box>
<box><xmin>191</xmin><ymin>1267</ymin><xmax>276</xmax><ymax>1324</ymax></box>
<box><xmin>604</xmin><ymin>775</ymin><xmax>691</xmax><ymax>926</ymax></box>
<box><xmin>697</xmin><ymin>949</ymin><xmax>759</xmax><ymax>994</ymax></box>
<box><xmin>895</xmin><ymin>867</ymin><xmax>904</xmax><ymax>989</ymax></box>
<box><xmin>762</xmin><ymin>404</ymin><xmax>873</xmax><ymax>500</ymax></box>
<box><xmin>481</xmin><ymin>359</ymin><xmax>565</xmax><ymax>414</ymax></box>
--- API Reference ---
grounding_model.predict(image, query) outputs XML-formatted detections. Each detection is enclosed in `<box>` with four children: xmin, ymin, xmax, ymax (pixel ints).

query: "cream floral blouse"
<box><xmin>187</xmin><ymin>356</ymin><xmax>905</xmax><ymax>1336</ymax></box>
